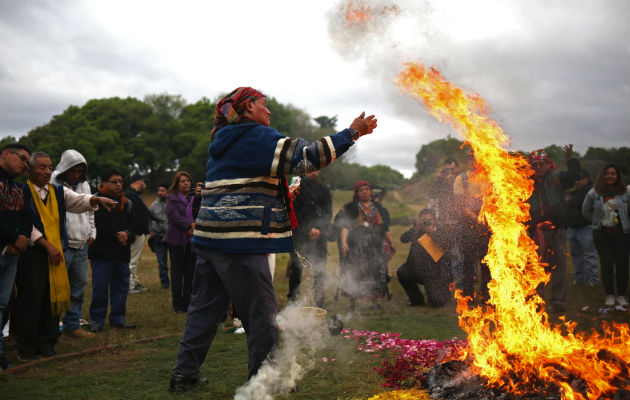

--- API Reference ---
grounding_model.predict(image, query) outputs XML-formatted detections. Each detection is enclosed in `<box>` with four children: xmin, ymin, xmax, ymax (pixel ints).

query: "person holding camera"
<box><xmin>396</xmin><ymin>208</ymin><xmax>453</xmax><ymax>307</ymax></box>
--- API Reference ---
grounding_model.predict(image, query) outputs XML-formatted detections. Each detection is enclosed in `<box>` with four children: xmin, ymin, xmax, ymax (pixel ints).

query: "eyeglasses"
<box><xmin>8</xmin><ymin>150</ymin><xmax>29</xmax><ymax>164</ymax></box>
<box><xmin>531</xmin><ymin>162</ymin><xmax>547</xmax><ymax>169</ymax></box>
<box><xmin>106</xmin><ymin>180</ymin><xmax>124</xmax><ymax>185</ymax></box>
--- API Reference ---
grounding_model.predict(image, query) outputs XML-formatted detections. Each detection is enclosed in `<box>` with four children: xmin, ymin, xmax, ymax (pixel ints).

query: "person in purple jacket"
<box><xmin>163</xmin><ymin>171</ymin><xmax>196</xmax><ymax>314</ymax></box>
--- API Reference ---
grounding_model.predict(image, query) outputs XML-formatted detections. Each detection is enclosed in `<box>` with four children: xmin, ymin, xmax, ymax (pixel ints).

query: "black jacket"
<box><xmin>88</xmin><ymin>191</ymin><xmax>135</xmax><ymax>262</ymax></box>
<box><xmin>125</xmin><ymin>187</ymin><xmax>150</xmax><ymax>235</ymax></box>
<box><xmin>565</xmin><ymin>182</ymin><xmax>592</xmax><ymax>228</ymax></box>
<box><xmin>0</xmin><ymin>166</ymin><xmax>32</xmax><ymax>248</ymax></box>
<box><xmin>292</xmin><ymin>177</ymin><xmax>332</xmax><ymax>252</ymax></box>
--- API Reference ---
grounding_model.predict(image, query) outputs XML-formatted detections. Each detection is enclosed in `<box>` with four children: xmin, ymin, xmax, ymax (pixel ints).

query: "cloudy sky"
<box><xmin>0</xmin><ymin>0</ymin><xmax>628</xmax><ymax>177</ymax></box>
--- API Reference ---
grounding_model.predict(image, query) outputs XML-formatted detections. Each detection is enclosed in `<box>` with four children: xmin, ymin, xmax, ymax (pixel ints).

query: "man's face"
<box><xmin>0</xmin><ymin>148</ymin><xmax>30</xmax><ymax>177</ymax></box>
<box><xmin>246</xmin><ymin>98</ymin><xmax>271</xmax><ymax>126</ymax></box>
<box><xmin>29</xmin><ymin>157</ymin><xmax>53</xmax><ymax>187</ymax></box>
<box><xmin>418</xmin><ymin>214</ymin><xmax>435</xmax><ymax>232</ymax></box>
<box><xmin>103</xmin><ymin>174</ymin><xmax>124</xmax><ymax>197</ymax></box>
<box><xmin>64</xmin><ymin>164</ymin><xmax>85</xmax><ymax>186</ymax></box>
<box><xmin>157</xmin><ymin>186</ymin><xmax>168</xmax><ymax>200</ymax></box>
<box><xmin>531</xmin><ymin>159</ymin><xmax>550</xmax><ymax>178</ymax></box>
<box><xmin>443</xmin><ymin>162</ymin><xmax>458</xmax><ymax>180</ymax></box>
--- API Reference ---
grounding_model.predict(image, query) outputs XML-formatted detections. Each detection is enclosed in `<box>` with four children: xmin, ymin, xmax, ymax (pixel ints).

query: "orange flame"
<box><xmin>345</xmin><ymin>2</ymin><xmax>372</xmax><ymax>24</ymax></box>
<box><xmin>396</xmin><ymin>62</ymin><xmax>630</xmax><ymax>399</ymax></box>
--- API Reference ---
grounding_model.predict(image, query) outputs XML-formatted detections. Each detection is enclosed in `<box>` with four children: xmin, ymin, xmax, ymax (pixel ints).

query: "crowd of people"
<box><xmin>0</xmin><ymin>87</ymin><xmax>628</xmax><ymax>395</ymax></box>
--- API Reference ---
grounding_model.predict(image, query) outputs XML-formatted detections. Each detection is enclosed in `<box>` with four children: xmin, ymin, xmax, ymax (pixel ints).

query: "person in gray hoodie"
<box><xmin>51</xmin><ymin>149</ymin><xmax>96</xmax><ymax>339</ymax></box>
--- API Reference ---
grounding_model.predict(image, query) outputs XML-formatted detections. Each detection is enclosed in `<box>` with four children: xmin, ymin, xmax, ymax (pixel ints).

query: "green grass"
<box><xmin>1</xmin><ymin>190</ymin><xmax>628</xmax><ymax>399</ymax></box>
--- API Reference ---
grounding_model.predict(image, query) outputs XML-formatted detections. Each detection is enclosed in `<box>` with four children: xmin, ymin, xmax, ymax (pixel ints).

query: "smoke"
<box><xmin>233</xmin><ymin>305</ymin><xmax>331</xmax><ymax>400</ymax></box>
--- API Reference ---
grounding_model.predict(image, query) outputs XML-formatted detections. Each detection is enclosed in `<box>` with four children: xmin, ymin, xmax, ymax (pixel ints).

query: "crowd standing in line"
<box><xmin>0</xmin><ymin>129</ymin><xmax>627</xmax><ymax>389</ymax></box>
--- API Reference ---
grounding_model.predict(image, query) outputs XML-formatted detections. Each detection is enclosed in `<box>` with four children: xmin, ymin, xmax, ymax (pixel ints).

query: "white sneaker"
<box><xmin>605</xmin><ymin>295</ymin><xmax>616</xmax><ymax>306</ymax></box>
<box><xmin>616</xmin><ymin>296</ymin><xmax>629</xmax><ymax>306</ymax></box>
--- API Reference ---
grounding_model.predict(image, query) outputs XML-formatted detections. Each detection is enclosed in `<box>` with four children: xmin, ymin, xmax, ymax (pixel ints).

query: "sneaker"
<box><xmin>616</xmin><ymin>296</ymin><xmax>629</xmax><ymax>307</ymax></box>
<box><xmin>64</xmin><ymin>328</ymin><xmax>96</xmax><ymax>339</ymax></box>
<box><xmin>129</xmin><ymin>284</ymin><xmax>149</xmax><ymax>294</ymax></box>
<box><xmin>605</xmin><ymin>295</ymin><xmax>616</xmax><ymax>306</ymax></box>
<box><xmin>17</xmin><ymin>353</ymin><xmax>38</xmax><ymax>363</ymax></box>
<box><xmin>169</xmin><ymin>373</ymin><xmax>209</xmax><ymax>393</ymax></box>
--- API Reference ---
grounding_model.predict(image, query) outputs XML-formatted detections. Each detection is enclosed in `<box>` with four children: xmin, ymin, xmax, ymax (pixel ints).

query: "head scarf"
<box><xmin>353</xmin><ymin>180</ymin><xmax>372</xmax><ymax>202</ymax></box>
<box><xmin>213</xmin><ymin>87</ymin><xmax>265</xmax><ymax>134</ymax></box>
<box><xmin>528</xmin><ymin>149</ymin><xmax>557</xmax><ymax>171</ymax></box>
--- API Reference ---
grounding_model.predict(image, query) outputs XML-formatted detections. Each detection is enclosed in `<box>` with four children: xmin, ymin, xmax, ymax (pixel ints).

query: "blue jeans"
<box><xmin>62</xmin><ymin>245</ymin><xmax>89</xmax><ymax>332</ymax></box>
<box><xmin>568</xmin><ymin>226</ymin><xmax>599</xmax><ymax>285</ymax></box>
<box><xmin>89</xmin><ymin>259</ymin><xmax>130</xmax><ymax>327</ymax></box>
<box><xmin>154</xmin><ymin>240</ymin><xmax>170</xmax><ymax>287</ymax></box>
<box><xmin>0</xmin><ymin>253</ymin><xmax>18</xmax><ymax>354</ymax></box>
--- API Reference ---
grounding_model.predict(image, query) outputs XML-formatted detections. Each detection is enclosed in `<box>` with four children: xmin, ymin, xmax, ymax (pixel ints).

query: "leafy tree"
<box><xmin>412</xmin><ymin>136</ymin><xmax>466</xmax><ymax>180</ymax></box>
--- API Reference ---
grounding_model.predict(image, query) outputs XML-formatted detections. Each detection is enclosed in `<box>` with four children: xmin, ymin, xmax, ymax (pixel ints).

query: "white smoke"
<box><xmin>233</xmin><ymin>305</ymin><xmax>331</xmax><ymax>400</ymax></box>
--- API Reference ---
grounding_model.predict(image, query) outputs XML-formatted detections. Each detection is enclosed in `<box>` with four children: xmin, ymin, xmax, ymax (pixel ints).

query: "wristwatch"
<box><xmin>348</xmin><ymin>128</ymin><xmax>360</xmax><ymax>141</ymax></box>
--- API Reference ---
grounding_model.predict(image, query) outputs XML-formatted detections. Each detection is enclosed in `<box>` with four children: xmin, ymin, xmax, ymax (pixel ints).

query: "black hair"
<box><xmin>158</xmin><ymin>182</ymin><xmax>169</xmax><ymax>190</ymax></box>
<box><xmin>1</xmin><ymin>143</ymin><xmax>32</xmax><ymax>155</ymax></box>
<box><xmin>101</xmin><ymin>168</ymin><xmax>123</xmax><ymax>182</ymax></box>
<box><xmin>418</xmin><ymin>208</ymin><xmax>435</xmax><ymax>218</ymax></box>
<box><xmin>444</xmin><ymin>157</ymin><xmax>458</xmax><ymax>166</ymax></box>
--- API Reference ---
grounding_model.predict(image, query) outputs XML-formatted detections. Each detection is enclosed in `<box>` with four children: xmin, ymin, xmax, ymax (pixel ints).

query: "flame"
<box><xmin>345</xmin><ymin>2</ymin><xmax>372</xmax><ymax>24</ymax></box>
<box><xmin>396</xmin><ymin>62</ymin><xmax>630</xmax><ymax>399</ymax></box>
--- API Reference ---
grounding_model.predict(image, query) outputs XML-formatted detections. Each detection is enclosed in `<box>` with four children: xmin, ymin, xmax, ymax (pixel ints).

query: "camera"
<box><xmin>422</xmin><ymin>219</ymin><xmax>433</xmax><ymax>227</ymax></box>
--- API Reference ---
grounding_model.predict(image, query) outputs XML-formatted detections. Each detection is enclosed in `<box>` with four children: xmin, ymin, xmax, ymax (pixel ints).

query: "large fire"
<box><xmin>396</xmin><ymin>62</ymin><xmax>630</xmax><ymax>399</ymax></box>
<box><xmin>339</xmin><ymin>2</ymin><xmax>630</xmax><ymax>397</ymax></box>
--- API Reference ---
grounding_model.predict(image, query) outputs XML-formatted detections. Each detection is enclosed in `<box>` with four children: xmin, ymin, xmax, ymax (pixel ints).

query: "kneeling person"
<box><xmin>397</xmin><ymin>209</ymin><xmax>453</xmax><ymax>308</ymax></box>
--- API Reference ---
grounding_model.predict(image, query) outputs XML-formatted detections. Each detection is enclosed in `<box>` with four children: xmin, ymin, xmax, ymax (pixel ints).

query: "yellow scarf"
<box><xmin>27</xmin><ymin>180</ymin><xmax>71</xmax><ymax>316</ymax></box>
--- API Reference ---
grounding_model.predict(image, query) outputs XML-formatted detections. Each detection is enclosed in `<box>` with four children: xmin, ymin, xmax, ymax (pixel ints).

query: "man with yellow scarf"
<box><xmin>15</xmin><ymin>152</ymin><xmax>116</xmax><ymax>362</ymax></box>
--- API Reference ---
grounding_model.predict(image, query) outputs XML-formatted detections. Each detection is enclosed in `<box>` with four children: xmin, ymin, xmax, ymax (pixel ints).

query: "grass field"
<box><xmin>0</xmin><ymin>190</ymin><xmax>628</xmax><ymax>399</ymax></box>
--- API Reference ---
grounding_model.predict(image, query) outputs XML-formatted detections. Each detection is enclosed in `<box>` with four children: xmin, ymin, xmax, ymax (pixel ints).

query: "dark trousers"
<box><xmin>154</xmin><ymin>240</ymin><xmax>170</xmax><ymax>287</ymax></box>
<box><xmin>89</xmin><ymin>259</ymin><xmax>130</xmax><ymax>327</ymax></box>
<box><xmin>15</xmin><ymin>247</ymin><xmax>59</xmax><ymax>357</ymax></box>
<box><xmin>173</xmin><ymin>248</ymin><xmax>278</xmax><ymax>379</ymax></box>
<box><xmin>460</xmin><ymin>224</ymin><xmax>491</xmax><ymax>300</ymax></box>
<box><xmin>397</xmin><ymin>262</ymin><xmax>425</xmax><ymax>306</ymax></box>
<box><xmin>287</xmin><ymin>250</ymin><xmax>327</xmax><ymax>307</ymax></box>
<box><xmin>594</xmin><ymin>231</ymin><xmax>630</xmax><ymax>297</ymax></box>
<box><xmin>168</xmin><ymin>244</ymin><xmax>195</xmax><ymax>312</ymax></box>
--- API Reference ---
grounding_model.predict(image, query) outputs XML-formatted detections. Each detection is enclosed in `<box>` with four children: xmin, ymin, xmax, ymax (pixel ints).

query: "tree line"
<box><xmin>0</xmin><ymin>94</ymin><xmax>404</xmax><ymax>189</ymax></box>
<box><xmin>1</xmin><ymin>93</ymin><xmax>626</xmax><ymax>189</ymax></box>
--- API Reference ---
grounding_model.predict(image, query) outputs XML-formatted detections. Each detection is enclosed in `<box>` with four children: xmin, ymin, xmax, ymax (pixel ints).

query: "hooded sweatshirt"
<box><xmin>51</xmin><ymin>149</ymin><xmax>96</xmax><ymax>249</ymax></box>
<box><xmin>192</xmin><ymin>122</ymin><xmax>355</xmax><ymax>254</ymax></box>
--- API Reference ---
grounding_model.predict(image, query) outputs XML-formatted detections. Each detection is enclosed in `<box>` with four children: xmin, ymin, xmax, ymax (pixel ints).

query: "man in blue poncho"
<box><xmin>169</xmin><ymin>87</ymin><xmax>377</xmax><ymax>392</ymax></box>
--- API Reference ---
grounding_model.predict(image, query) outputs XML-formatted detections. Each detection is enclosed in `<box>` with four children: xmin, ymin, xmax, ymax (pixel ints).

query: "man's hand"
<box><xmin>563</xmin><ymin>144</ymin><xmax>573</xmax><ymax>160</ymax></box>
<box><xmin>13</xmin><ymin>234</ymin><xmax>28</xmax><ymax>253</ymax></box>
<box><xmin>116</xmin><ymin>231</ymin><xmax>129</xmax><ymax>246</ymax></box>
<box><xmin>87</xmin><ymin>237</ymin><xmax>95</xmax><ymax>247</ymax></box>
<box><xmin>5</xmin><ymin>245</ymin><xmax>19</xmax><ymax>256</ymax></box>
<box><xmin>341</xmin><ymin>241</ymin><xmax>348</xmax><ymax>257</ymax></box>
<box><xmin>308</xmin><ymin>228</ymin><xmax>321</xmax><ymax>240</ymax></box>
<box><xmin>43</xmin><ymin>241</ymin><xmax>63</xmax><ymax>265</ymax></box>
<box><xmin>93</xmin><ymin>196</ymin><xmax>118</xmax><ymax>212</ymax></box>
<box><xmin>349</xmin><ymin>112</ymin><xmax>378</xmax><ymax>138</ymax></box>
<box><xmin>187</xmin><ymin>223</ymin><xmax>195</xmax><ymax>238</ymax></box>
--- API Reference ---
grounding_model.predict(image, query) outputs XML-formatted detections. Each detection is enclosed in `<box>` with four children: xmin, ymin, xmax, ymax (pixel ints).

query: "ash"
<box><xmin>427</xmin><ymin>361</ymin><xmax>630</xmax><ymax>400</ymax></box>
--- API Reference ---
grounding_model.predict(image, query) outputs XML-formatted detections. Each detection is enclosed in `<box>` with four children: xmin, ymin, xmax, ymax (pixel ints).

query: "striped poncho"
<box><xmin>192</xmin><ymin>122</ymin><xmax>355</xmax><ymax>254</ymax></box>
